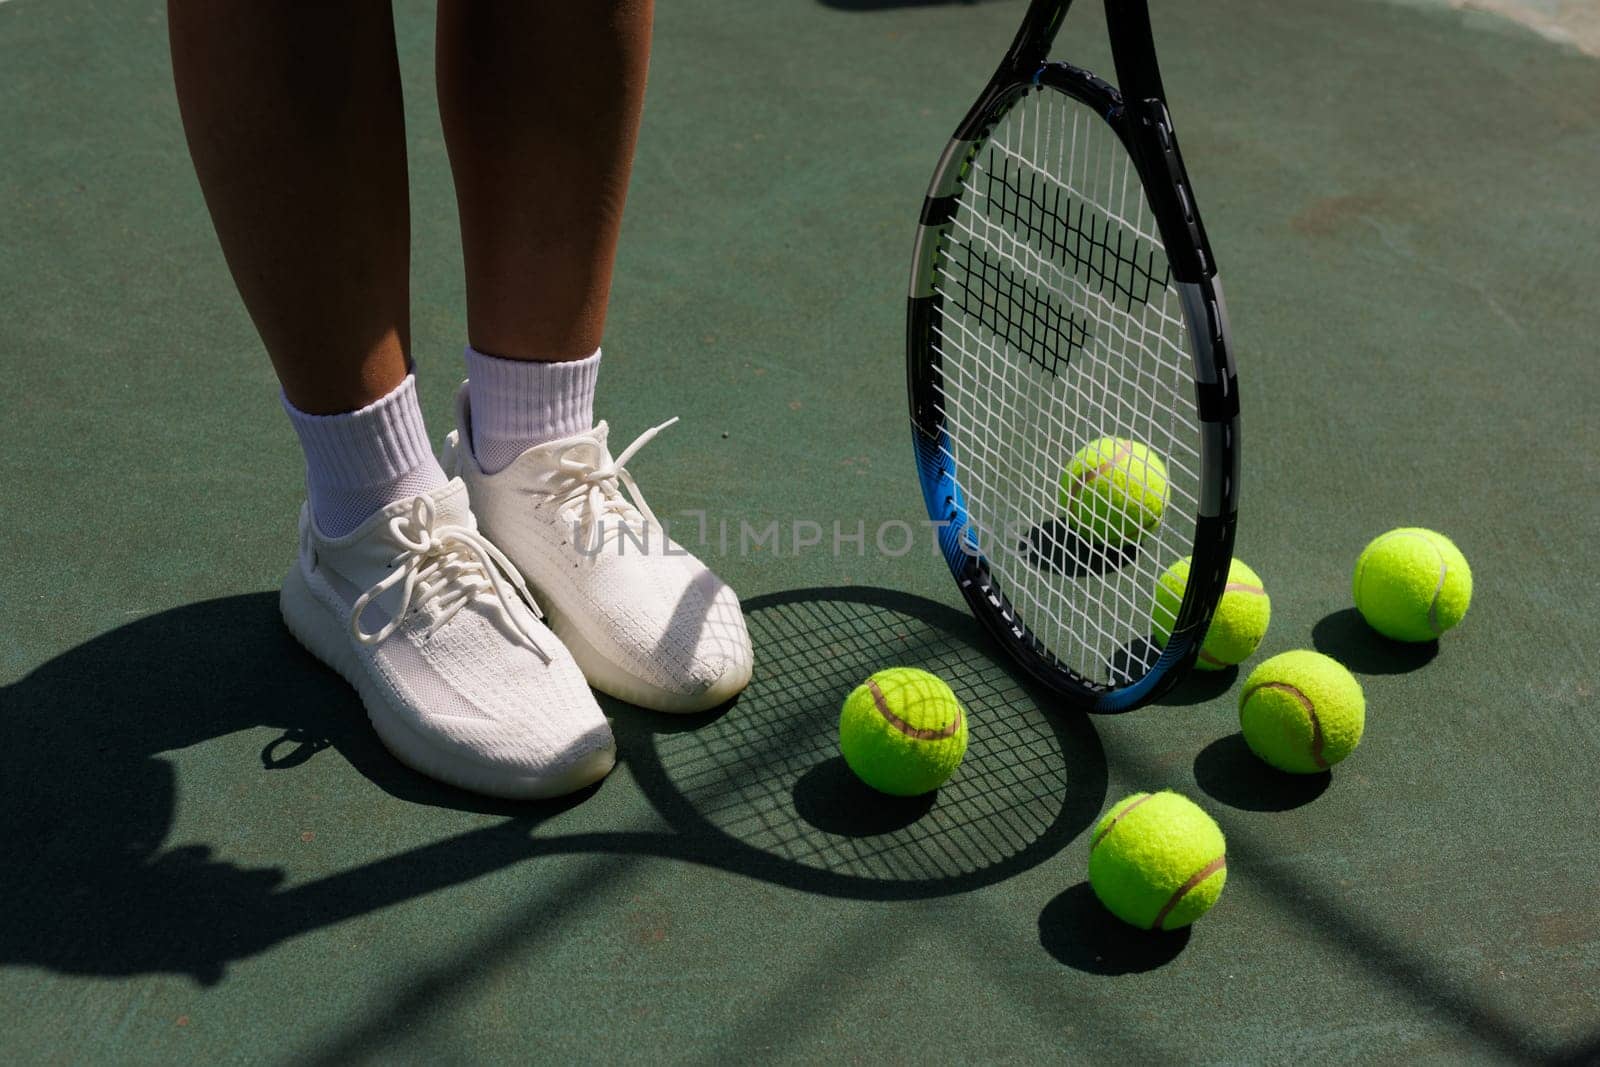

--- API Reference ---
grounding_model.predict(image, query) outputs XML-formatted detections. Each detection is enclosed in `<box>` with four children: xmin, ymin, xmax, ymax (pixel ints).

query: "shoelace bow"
<box><xmin>544</xmin><ymin>418</ymin><xmax>679</xmax><ymax>553</ymax></box>
<box><xmin>349</xmin><ymin>494</ymin><xmax>550</xmax><ymax>661</ymax></box>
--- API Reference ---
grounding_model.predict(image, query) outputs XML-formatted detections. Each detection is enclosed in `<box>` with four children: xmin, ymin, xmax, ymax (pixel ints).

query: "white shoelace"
<box><xmin>544</xmin><ymin>418</ymin><xmax>679</xmax><ymax>553</ymax></box>
<box><xmin>349</xmin><ymin>495</ymin><xmax>550</xmax><ymax>661</ymax></box>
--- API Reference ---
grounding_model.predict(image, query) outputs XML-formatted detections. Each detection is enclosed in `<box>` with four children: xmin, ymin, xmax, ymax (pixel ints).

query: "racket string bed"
<box><xmin>929</xmin><ymin>90</ymin><xmax>1202</xmax><ymax>684</ymax></box>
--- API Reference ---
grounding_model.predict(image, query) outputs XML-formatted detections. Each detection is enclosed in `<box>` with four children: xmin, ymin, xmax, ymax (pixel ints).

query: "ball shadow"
<box><xmin>1193</xmin><ymin>734</ymin><xmax>1330</xmax><ymax>812</ymax></box>
<box><xmin>793</xmin><ymin>757</ymin><xmax>937</xmax><ymax>836</ymax></box>
<box><xmin>1038</xmin><ymin>882</ymin><xmax>1190</xmax><ymax>975</ymax></box>
<box><xmin>1022</xmin><ymin>518</ymin><xmax>1138</xmax><ymax>579</ymax></box>
<box><xmin>1158</xmin><ymin>664</ymin><xmax>1239</xmax><ymax>707</ymax></box>
<box><xmin>1312</xmin><ymin>608</ymin><xmax>1438</xmax><ymax>675</ymax></box>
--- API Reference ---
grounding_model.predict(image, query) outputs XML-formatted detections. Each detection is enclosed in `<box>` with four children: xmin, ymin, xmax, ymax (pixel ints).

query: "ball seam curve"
<box><xmin>866</xmin><ymin>679</ymin><xmax>962</xmax><ymax>741</ymax></box>
<box><xmin>1241</xmin><ymin>680</ymin><xmax>1327</xmax><ymax>769</ymax></box>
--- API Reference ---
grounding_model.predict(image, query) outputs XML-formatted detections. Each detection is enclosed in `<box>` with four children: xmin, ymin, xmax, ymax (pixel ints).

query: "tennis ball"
<box><xmin>1239</xmin><ymin>650</ymin><xmax>1364</xmax><ymax>774</ymax></box>
<box><xmin>1060</xmin><ymin>436</ymin><xmax>1169</xmax><ymax>545</ymax></box>
<box><xmin>1087</xmin><ymin>791</ymin><xmax>1227</xmax><ymax>931</ymax></box>
<box><xmin>1151</xmin><ymin>556</ymin><xmax>1270</xmax><ymax>669</ymax></box>
<box><xmin>1352</xmin><ymin>527</ymin><xmax>1472</xmax><ymax>642</ymax></box>
<box><xmin>839</xmin><ymin>668</ymin><xmax>968</xmax><ymax>796</ymax></box>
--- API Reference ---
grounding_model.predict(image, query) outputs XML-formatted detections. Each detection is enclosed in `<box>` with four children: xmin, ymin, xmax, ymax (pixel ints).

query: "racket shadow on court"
<box><xmin>603</xmin><ymin>585</ymin><xmax>1108</xmax><ymax>900</ymax></box>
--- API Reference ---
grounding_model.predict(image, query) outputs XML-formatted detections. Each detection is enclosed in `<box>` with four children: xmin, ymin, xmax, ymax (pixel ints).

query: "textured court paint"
<box><xmin>1395</xmin><ymin>0</ymin><xmax>1600</xmax><ymax>55</ymax></box>
<box><xmin>1</xmin><ymin>0</ymin><xmax>1599</xmax><ymax>1062</ymax></box>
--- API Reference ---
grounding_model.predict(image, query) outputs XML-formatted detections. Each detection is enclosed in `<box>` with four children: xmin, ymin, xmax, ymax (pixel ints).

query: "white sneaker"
<box><xmin>279</xmin><ymin>480</ymin><xmax>615</xmax><ymax>799</ymax></box>
<box><xmin>442</xmin><ymin>384</ymin><xmax>754</xmax><ymax>713</ymax></box>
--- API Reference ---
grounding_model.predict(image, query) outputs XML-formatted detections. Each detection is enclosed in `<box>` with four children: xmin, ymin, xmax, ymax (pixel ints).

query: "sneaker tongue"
<box><xmin>425</xmin><ymin>479</ymin><xmax>476</xmax><ymax>530</ymax></box>
<box><xmin>316</xmin><ymin>479</ymin><xmax>481</xmax><ymax>630</ymax></box>
<box><xmin>553</xmin><ymin>422</ymin><xmax>609</xmax><ymax>467</ymax></box>
<box><xmin>512</xmin><ymin>422</ymin><xmax>612</xmax><ymax>483</ymax></box>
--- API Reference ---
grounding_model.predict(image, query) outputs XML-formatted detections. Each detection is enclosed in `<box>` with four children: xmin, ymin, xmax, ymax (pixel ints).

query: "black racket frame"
<box><xmin>906</xmin><ymin>0</ymin><xmax>1240</xmax><ymax>713</ymax></box>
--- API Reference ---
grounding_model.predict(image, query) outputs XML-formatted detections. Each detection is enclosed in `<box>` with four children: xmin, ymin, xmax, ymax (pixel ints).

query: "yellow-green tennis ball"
<box><xmin>1087</xmin><ymin>791</ymin><xmax>1227</xmax><ymax>931</ymax></box>
<box><xmin>1352</xmin><ymin>527</ymin><xmax>1472</xmax><ymax>642</ymax></box>
<box><xmin>1151</xmin><ymin>557</ymin><xmax>1271</xmax><ymax>669</ymax></box>
<box><xmin>839</xmin><ymin>668</ymin><xmax>968</xmax><ymax>796</ymax></box>
<box><xmin>1239</xmin><ymin>650</ymin><xmax>1365</xmax><ymax>774</ymax></box>
<box><xmin>1059</xmin><ymin>436</ymin><xmax>1169</xmax><ymax>545</ymax></box>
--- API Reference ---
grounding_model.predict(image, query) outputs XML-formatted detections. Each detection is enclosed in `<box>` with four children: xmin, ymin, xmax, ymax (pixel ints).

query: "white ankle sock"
<box><xmin>464</xmin><ymin>344</ymin><xmax>600</xmax><ymax>474</ymax></box>
<box><xmin>283</xmin><ymin>373</ymin><xmax>448</xmax><ymax>538</ymax></box>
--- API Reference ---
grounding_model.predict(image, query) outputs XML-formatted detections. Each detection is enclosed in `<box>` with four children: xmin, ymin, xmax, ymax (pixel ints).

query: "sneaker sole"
<box><xmin>279</xmin><ymin>563</ymin><xmax>615</xmax><ymax>800</ymax></box>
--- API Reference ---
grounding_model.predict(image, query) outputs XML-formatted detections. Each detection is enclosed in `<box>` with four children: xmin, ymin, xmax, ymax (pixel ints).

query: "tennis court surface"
<box><xmin>3</xmin><ymin>0</ymin><xmax>1598</xmax><ymax>1061</ymax></box>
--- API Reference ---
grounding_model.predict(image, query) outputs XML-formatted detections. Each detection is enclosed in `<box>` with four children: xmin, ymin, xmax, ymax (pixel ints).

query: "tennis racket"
<box><xmin>907</xmin><ymin>0</ymin><xmax>1239</xmax><ymax>713</ymax></box>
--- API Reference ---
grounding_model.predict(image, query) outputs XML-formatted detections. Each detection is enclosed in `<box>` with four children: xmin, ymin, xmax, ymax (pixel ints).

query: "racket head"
<box><xmin>907</xmin><ymin>14</ymin><xmax>1239</xmax><ymax>713</ymax></box>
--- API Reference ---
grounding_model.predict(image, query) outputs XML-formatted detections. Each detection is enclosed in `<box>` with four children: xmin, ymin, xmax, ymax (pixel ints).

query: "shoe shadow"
<box><xmin>0</xmin><ymin>592</ymin><xmax>589</xmax><ymax>985</ymax></box>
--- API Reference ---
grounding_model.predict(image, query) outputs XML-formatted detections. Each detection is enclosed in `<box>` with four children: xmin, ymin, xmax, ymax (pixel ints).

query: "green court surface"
<box><xmin>3</xmin><ymin>0</ymin><xmax>1599</xmax><ymax>1062</ymax></box>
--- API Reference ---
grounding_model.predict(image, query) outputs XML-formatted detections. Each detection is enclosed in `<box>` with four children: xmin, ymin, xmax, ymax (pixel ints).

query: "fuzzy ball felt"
<box><xmin>1239</xmin><ymin>650</ymin><xmax>1365</xmax><ymax>774</ymax></box>
<box><xmin>1353</xmin><ymin>527</ymin><xmax>1472</xmax><ymax>642</ymax></box>
<box><xmin>839</xmin><ymin>668</ymin><xmax>968</xmax><ymax>796</ymax></box>
<box><xmin>1087</xmin><ymin>791</ymin><xmax>1228</xmax><ymax>931</ymax></box>
<box><xmin>1152</xmin><ymin>556</ymin><xmax>1271</xmax><ymax>670</ymax></box>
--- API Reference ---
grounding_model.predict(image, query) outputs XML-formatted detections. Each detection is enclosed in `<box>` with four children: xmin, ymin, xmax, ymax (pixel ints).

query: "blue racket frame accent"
<box><xmin>912</xmin><ymin>428</ymin><xmax>978</xmax><ymax>569</ymax></box>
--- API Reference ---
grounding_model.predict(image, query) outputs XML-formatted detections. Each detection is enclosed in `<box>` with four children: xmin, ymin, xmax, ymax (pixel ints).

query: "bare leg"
<box><xmin>168</xmin><ymin>0</ymin><xmax>410</xmax><ymax>413</ymax></box>
<box><xmin>432</xmin><ymin>2</ymin><xmax>753</xmax><ymax>714</ymax></box>
<box><xmin>436</xmin><ymin>1</ymin><xmax>654</xmax><ymax>362</ymax></box>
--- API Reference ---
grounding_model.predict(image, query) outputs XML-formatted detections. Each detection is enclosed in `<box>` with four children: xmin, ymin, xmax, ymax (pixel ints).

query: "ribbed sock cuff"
<box><xmin>465</xmin><ymin>344</ymin><xmax>600</xmax><ymax>473</ymax></box>
<box><xmin>283</xmin><ymin>373</ymin><xmax>447</xmax><ymax>536</ymax></box>
<box><xmin>283</xmin><ymin>373</ymin><xmax>438</xmax><ymax>487</ymax></box>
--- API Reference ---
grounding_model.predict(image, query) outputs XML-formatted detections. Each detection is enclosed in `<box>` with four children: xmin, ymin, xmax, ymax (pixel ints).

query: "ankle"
<box><xmin>464</xmin><ymin>345</ymin><xmax>600</xmax><ymax>473</ymax></box>
<box><xmin>284</xmin><ymin>373</ymin><xmax>447</xmax><ymax>537</ymax></box>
